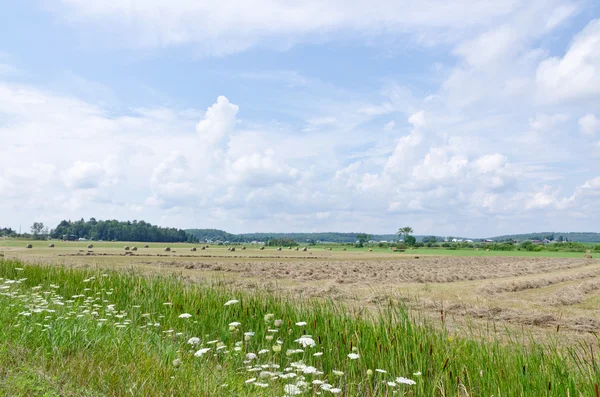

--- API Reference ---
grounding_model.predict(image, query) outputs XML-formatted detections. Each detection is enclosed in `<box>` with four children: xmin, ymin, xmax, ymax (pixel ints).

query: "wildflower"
<box><xmin>274</xmin><ymin>319</ymin><xmax>283</xmax><ymax>327</ymax></box>
<box><xmin>303</xmin><ymin>366</ymin><xmax>318</xmax><ymax>374</ymax></box>
<box><xmin>330</xmin><ymin>388</ymin><xmax>342</xmax><ymax>394</ymax></box>
<box><xmin>179</xmin><ymin>313</ymin><xmax>192</xmax><ymax>319</ymax></box>
<box><xmin>246</xmin><ymin>353</ymin><xmax>257</xmax><ymax>360</ymax></box>
<box><xmin>229</xmin><ymin>321</ymin><xmax>241</xmax><ymax>327</ymax></box>
<box><xmin>272</xmin><ymin>344</ymin><xmax>282</xmax><ymax>353</ymax></box>
<box><xmin>266</xmin><ymin>335</ymin><xmax>274</xmax><ymax>341</ymax></box>
<box><xmin>313</xmin><ymin>352</ymin><xmax>323</xmax><ymax>357</ymax></box>
<box><xmin>295</xmin><ymin>336</ymin><xmax>316</xmax><ymax>348</ymax></box>
<box><xmin>254</xmin><ymin>382</ymin><xmax>269</xmax><ymax>387</ymax></box>
<box><xmin>258</xmin><ymin>349</ymin><xmax>269</xmax><ymax>355</ymax></box>
<box><xmin>194</xmin><ymin>348</ymin><xmax>211</xmax><ymax>357</ymax></box>
<box><xmin>264</xmin><ymin>313</ymin><xmax>275</xmax><ymax>322</ymax></box>
<box><xmin>295</xmin><ymin>321</ymin><xmax>307</xmax><ymax>326</ymax></box>
<box><xmin>172</xmin><ymin>358</ymin><xmax>182</xmax><ymax>368</ymax></box>
<box><xmin>413</xmin><ymin>371</ymin><xmax>422</xmax><ymax>376</ymax></box>
<box><xmin>245</xmin><ymin>378</ymin><xmax>256</xmax><ymax>384</ymax></box>
<box><xmin>284</xmin><ymin>384</ymin><xmax>302</xmax><ymax>395</ymax></box>
<box><xmin>396</xmin><ymin>377</ymin><xmax>416</xmax><ymax>385</ymax></box>
<box><xmin>187</xmin><ymin>337</ymin><xmax>201</xmax><ymax>345</ymax></box>
<box><xmin>376</xmin><ymin>369</ymin><xmax>387</xmax><ymax>373</ymax></box>
<box><xmin>224</xmin><ymin>299</ymin><xmax>239</xmax><ymax>306</ymax></box>
<box><xmin>348</xmin><ymin>353</ymin><xmax>360</xmax><ymax>360</ymax></box>
<box><xmin>332</xmin><ymin>370</ymin><xmax>344</xmax><ymax>376</ymax></box>
<box><xmin>367</xmin><ymin>369</ymin><xmax>373</xmax><ymax>376</ymax></box>
<box><xmin>387</xmin><ymin>382</ymin><xmax>397</xmax><ymax>387</ymax></box>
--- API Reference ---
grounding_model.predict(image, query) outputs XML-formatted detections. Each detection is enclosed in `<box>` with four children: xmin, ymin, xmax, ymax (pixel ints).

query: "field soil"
<box><xmin>2</xmin><ymin>240</ymin><xmax>599</xmax><ymax>343</ymax></box>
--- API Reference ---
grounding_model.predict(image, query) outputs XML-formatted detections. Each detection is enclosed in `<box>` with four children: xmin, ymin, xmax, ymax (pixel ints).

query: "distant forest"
<box><xmin>51</xmin><ymin>219</ymin><xmax>197</xmax><ymax>243</ymax></box>
<box><xmin>484</xmin><ymin>232</ymin><xmax>600</xmax><ymax>243</ymax></box>
<box><xmin>186</xmin><ymin>229</ymin><xmax>400</xmax><ymax>243</ymax></box>
<box><xmin>186</xmin><ymin>229</ymin><xmax>600</xmax><ymax>243</ymax></box>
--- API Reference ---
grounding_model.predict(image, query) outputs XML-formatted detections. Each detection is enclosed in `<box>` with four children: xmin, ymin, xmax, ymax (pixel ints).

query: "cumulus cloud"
<box><xmin>536</xmin><ymin>19</ymin><xmax>600</xmax><ymax>103</ymax></box>
<box><xmin>196</xmin><ymin>96</ymin><xmax>239</xmax><ymax>144</ymax></box>
<box><xmin>63</xmin><ymin>161</ymin><xmax>105</xmax><ymax>189</ymax></box>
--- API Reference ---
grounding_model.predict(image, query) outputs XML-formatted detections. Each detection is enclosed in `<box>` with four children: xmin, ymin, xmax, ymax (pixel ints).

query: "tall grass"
<box><xmin>1</xmin><ymin>258</ymin><xmax>598</xmax><ymax>396</ymax></box>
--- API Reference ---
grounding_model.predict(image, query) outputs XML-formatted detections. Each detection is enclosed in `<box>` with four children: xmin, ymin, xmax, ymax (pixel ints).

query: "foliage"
<box><xmin>404</xmin><ymin>235</ymin><xmax>417</xmax><ymax>247</ymax></box>
<box><xmin>50</xmin><ymin>218</ymin><xmax>197</xmax><ymax>243</ymax></box>
<box><xmin>30</xmin><ymin>222</ymin><xmax>49</xmax><ymax>240</ymax></box>
<box><xmin>266</xmin><ymin>238</ymin><xmax>298</xmax><ymax>247</ymax></box>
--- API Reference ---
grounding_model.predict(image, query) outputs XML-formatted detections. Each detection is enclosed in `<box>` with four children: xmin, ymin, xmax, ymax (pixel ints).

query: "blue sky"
<box><xmin>1</xmin><ymin>0</ymin><xmax>599</xmax><ymax>237</ymax></box>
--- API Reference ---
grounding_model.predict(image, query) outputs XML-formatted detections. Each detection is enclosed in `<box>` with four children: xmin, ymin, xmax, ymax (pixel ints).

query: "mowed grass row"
<box><xmin>0</xmin><ymin>259</ymin><xmax>598</xmax><ymax>396</ymax></box>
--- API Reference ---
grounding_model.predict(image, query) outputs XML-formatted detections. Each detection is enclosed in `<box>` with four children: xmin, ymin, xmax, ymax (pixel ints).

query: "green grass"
<box><xmin>1</xmin><ymin>238</ymin><xmax>596</xmax><ymax>258</ymax></box>
<box><xmin>1</xmin><ymin>258</ymin><xmax>599</xmax><ymax>396</ymax></box>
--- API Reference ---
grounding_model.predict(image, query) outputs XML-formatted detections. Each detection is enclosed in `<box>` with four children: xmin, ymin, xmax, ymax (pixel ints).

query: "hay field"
<box><xmin>2</xmin><ymin>239</ymin><xmax>598</xmax><ymax>340</ymax></box>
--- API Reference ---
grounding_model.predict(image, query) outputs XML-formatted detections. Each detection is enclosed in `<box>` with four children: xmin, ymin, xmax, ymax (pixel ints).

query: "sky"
<box><xmin>0</xmin><ymin>0</ymin><xmax>599</xmax><ymax>237</ymax></box>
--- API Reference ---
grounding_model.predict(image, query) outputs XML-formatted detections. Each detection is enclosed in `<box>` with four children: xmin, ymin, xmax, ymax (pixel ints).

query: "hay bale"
<box><xmin>486</xmin><ymin>249</ymin><xmax>490</xmax><ymax>252</ymax></box>
<box><xmin>124</xmin><ymin>246</ymin><xmax>130</xmax><ymax>251</ymax></box>
<box><xmin>242</xmin><ymin>247</ymin><xmax>246</xmax><ymax>250</ymax></box>
<box><xmin>288</xmin><ymin>247</ymin><xmax>292</xmax><ymax>250</ymax></box>
<box><xmin>369</xmin><ymin>248</ymin><xmax>373</xmax><ymax>252</ymax></box>
<box><xmin>230</xmin><ymin>247</ymin><xmax>235</xmax><ymax>252</ymax></box>
<box><xmin>26</xmin><ymin>244</ymin><xmax>33</xmax><ymax>249</ymax></box>
<box><xmin>302</xmin><ymin>247</ymin><xmax>307</xmax><ymax>252</ymax></box>
<box><xmin>277</xmin><ymin>247</ymin><xmax>282</xmax><ymax>251</ymax></box>
<box><xmin>48</xmin><ymin>244</ymin><xmax>55</xmax><ymax>248</ymax></box>
<box><xmin>260</xmin><ymin>246</ymin><xmax>265</xmax><ymax>250</ymax></box>
<box><xmin>201</xmin><ymin>246</ymin><xmax>205</xmax><ymax>250</ymax></box>
<box><xmin>295</xmin><ymin>247</ymin><xmax>299</xmax><ymax>251</ymax></box>
<box><xmin>584</xmin><ymin>254</ymin><xmax>593</xmax><ymax>259</ymax></box>
<box><xmin>191</xmin><ymin>247</ymin><xmax>197</xmax><ymax>252</ymax></box>
<box><xmin>87</xmin><ymin>244</ymin><xmax>94</xmax><ymax>249</ymax></box>
<box><xmin>343</xmin><ymin>248</ymin><xmax>347</xmax><ymax>251</ymax></box>
<box><xmin>164</xmin><ymin>247</ymin><xmax>171</xmax><ymax>252</ymax></box>
<box><xmin>144</xmin><ymin>244</ymin><xmax>149</xmax><ymax>248</ymax></box>
<box><xmin>132</xmin><ymin>246</ymin><xmax>137</xmax><ymax>251</ymax></box>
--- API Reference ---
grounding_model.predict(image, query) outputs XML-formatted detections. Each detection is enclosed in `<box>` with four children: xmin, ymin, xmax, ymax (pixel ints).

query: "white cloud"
<box><xmin>63</xmin><ymin>161</ymin><xmax>105</xmax><ymax>189</ymax></box>
<box><xmin>384</xmin><ymin>120</ymin><xmax>395</xmax><ymax>132</ymax></box>
<box><xmin>55</xmin><ymin>0</ymin><xmax>520</xmax><ymax>54</ymax></box>
<box><xmin>536</xmin><ymin>19</ymin><xmax>600</xmax><ymax>103</ymax></box>
<box><xmin>196</xmin><ymin>95</ymin><xmax>239</xmax><ymax>144</ymax></box>
<box><xmin>579</xmin><ymin>113</ymin><xmax>599</xmax><ymax>137</ymax></box>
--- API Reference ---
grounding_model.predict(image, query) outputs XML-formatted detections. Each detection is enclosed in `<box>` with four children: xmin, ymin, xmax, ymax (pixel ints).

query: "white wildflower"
<box><xmin>187</xmin><ymin>337</ymin><xmax>201</xmax><ymax>345</ymax></box>
<box><xmin>295</xmin><ymin>321</ymin><xmax>307</xmax><ymax>326</ymax></box>
<box><xmin>224</xmin><ymin>299</ymin><xmax>239</xmax><ymax>306</ymax></box>
<box><xmin>348</xmin><ymin>353</ymin><xmax>360</xmax><ymax>360</ymax></box>
<box><xmin>295</xmin><ymin>336</ymin><xmax>316</xmax><ymax>348</ymax></box>
<box><xmin>396</xmin><ymin>377</ymin><xmax>416</xmax><ymax>385</ymax></box>
<box><xmin>179</xmin><ymin>313</ymin><xmax>192</xmax><ymax>319</ymax></box>
<box><xmin>194</xmin><ymin>348</ymin><xmax>211</xmax><ymax>357</ymax></box>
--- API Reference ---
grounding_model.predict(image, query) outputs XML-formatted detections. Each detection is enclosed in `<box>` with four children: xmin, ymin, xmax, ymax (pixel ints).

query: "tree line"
<box><xmin>50</xmin><ymin>218</ymin><xmax>197</xmax><ymax>243</ymax></box>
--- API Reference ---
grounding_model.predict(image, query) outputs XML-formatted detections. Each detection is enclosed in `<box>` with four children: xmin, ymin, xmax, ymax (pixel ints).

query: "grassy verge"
<box><xmin>1</xmin><ymin>258</ymin><xmax>598</xmax><ymax>396</ymax></box>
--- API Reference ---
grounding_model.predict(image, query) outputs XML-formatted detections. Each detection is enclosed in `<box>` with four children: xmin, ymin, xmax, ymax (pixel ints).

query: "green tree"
<box><xmin>355</xmin><ymin>233</ymin><xmax>371</xmax><ymax>247</ymax></box>
<box><xmin>30</xmin><ymin>222</ymin><xmax>48</xmax><ymax>240</ymax></box>
<box><xmin>397</xmin><ymin>227</ymin><xmax>414</xmax><ymax>241</ymax></box>
<box><xmin>404</xmin><ymin>235</ymin><xmax>417</xmax><ymax>246</ymax></box>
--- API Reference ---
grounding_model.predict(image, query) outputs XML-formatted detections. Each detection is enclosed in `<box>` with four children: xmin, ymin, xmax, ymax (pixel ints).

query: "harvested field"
<box><xmin>1</xmin><ymin>241</ymin><xmax>599</xmax><ymax>341</ymax></box>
